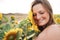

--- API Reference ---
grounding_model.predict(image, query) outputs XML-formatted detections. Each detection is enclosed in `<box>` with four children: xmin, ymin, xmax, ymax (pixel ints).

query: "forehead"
<box><xmin>33</xmin><ymin>4</ymin><xmax>46</xmax><ymax>12</ymax></box>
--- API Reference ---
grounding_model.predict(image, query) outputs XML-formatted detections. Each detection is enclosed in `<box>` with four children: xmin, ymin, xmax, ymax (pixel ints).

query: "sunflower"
<box><xmin>11</xmin><ymin>15</ymin><xmax>15</xmax><ymax>20</ymax></box>
<box><xmin>55</xmin><ymin>18</ymin><xmax>60</xmax><ymax>24</ymax></box>
<box><xmin>3</xmin><ymin>28</ymin><xmax>23</xmax><ymax>40</ymax></box>
<box><xmin>24</xmin><ymin>37</ymin><xmax>27</xmax><ymax>40</ymax></box>
<box><xmin>0</xmin><ymin>13</ymin><xmax>2</xmax><ymax>20</ymax></box>
<box><xmin>28</xmin><ymin>11</ymin><xmax>40</xmax><ymax>32</ymax></box>
<box><xmin>14</xmin><ymin>20</ymin><xmax>18</xmax><ymax>24</ymax></box>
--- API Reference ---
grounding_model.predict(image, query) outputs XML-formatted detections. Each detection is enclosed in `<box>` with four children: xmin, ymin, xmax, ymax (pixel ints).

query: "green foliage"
<box><xmin>0</xmin><ymin>15</ymin><xmax>39</xmax><ymax>40</ymax></box>
<box><xmin>0</xmin><ymin>20</ymin><xmax>2</xmax><ymax>25</ymax></box>
<box><xmin>16</xmin><ymin>31</ymin><xmax>22</xmax><ymax>40</ymax></box>
<box><xmin>2</xmin><ymin>24</ymin><xmax>11</xmax><ymax>32</ymax></box>
<box><xmin>3</xmin><ymin>15</ymin><xmax>8</xmax><ymax>22</ymax></box>
<box><xmin>0</xmin><ymin>30</ymin><xmax>4</xmax><ymax>39</ymax></box>
<box><xmin>18</xmin><ymin>18</ymin><xmax>39</xmax><ymax>40</ymax></box>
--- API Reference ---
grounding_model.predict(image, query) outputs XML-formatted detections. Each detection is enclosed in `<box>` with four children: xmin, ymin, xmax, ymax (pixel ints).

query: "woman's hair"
<box><xmin>31</xmin><ymin>0</ymin><xmax>55</xmax><ymax>31</ymax></box>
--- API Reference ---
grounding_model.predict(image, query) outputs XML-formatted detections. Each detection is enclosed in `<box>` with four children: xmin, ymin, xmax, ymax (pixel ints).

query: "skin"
<box><xmin>32</xmin><ymin>3</ymin><xmax>60</xmax><ymax>40</ymax></box>
<box><xmin>36</xmin><ymin>24</ymin><xmax>60</xmax><ymax>40</ymax></box>
<box><xmin>33</xmin><ymin>3</ymin><xmax>50</xmax><ymax>26</ymax></box>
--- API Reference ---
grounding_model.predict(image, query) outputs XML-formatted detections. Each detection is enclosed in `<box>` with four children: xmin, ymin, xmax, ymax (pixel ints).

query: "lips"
<box><xmin>34</xmin><ymin>17</ymin><xmax>46</xmax><ymax>26</ymax></box>
<box><xmin>39</xmin><ymin>17</ymin><xmax>45</xmax><ymax>22</ymax></box>
<box><xmin>36</xmin><ymin>18</ymin><xmax>46</xmax><ymax>26</ymax></box>
<box><xmin>39</xmin><ymin>19</ymin><xmax>45</xmax><ymax>23</ymax></box>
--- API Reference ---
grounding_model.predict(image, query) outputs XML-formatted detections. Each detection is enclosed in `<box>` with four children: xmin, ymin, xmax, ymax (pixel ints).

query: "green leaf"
<box><xmin>0</xmin><ymin>30</ymin><xmax>5</xmax><ymax>39</ymax></box>
<box><xmin>27</xmin><ymin>30</ymin><xmax>35</xmax><ymax>36</ymax></box>
<box><xmin>3</xmin><ymin>15</ymin><xmax>8</xmax><ymax>22</ymax></box>
<box><xmin>0</xmin><ymin>20</ymin><xmax>2</xmax><ymax>25</ymax></box>
<box><xmin>16</xmin><ymin>31</ymin><xmax>22</xmax><ymax>40</ymax></box>
<box><xmin>3</xmin><ymin>24</ymin><xmax>11</xmax><ymax>32</ymax></box>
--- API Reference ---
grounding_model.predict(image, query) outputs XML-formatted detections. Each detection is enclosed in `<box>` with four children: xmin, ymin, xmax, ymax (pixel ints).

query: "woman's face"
<box><xmin>33</xmin><ymin>4</ymin><xmax>50</xmax><ymax>26</ymax></box>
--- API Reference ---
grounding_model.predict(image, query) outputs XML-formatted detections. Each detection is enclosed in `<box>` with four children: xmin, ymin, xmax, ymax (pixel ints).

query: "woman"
<box><xmin>31</xmin><ymin>0</ymin><xmax>55</xmax><ymax>32</ymax></box>
<box><xmin>29</xmin><ymin>0</ymin><xmax>60</xmax><ymax>40</ymax></box>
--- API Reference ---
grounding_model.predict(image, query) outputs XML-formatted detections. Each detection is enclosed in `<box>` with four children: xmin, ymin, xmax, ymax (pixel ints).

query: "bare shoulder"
<box><xmin>49</xmin><ymin>24</ymin><xmax>60</xmax><ymax>28</ymax></box>
<box><xmin>47</xmin><ymin>24</ymin><xmax>60</xmax><ymax>30</ymax></box>
<box><xmin>36</xmin><ymin>24</ymin><xmax>60</xmax><ymax>40</ymax></box>
<box><xmin>41</xmin><ymin>24</ymin><xmax>60</xmax><ymax>34</ymax></box>
<box><xmin>46</xmin><ymin>24</ymin><xmax>60</xmax><ymax>35</ymax></box>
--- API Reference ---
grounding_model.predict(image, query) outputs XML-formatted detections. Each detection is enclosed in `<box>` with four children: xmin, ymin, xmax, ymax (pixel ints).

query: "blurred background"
<box><xmin>0</xmin><ymin>0</ymin><xmax>60</xmax><ymax>14</ymax></box>
<box><xmin>0</xmin><ymin>0</ymin><xmax>60</xmax><ymax>23</ymax></box>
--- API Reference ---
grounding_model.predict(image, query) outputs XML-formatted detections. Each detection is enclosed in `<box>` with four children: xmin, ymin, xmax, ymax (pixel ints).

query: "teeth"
<box><xmin>39</xmin><ymin>19</ymin><xmax>45</xmax><ymax>23</ymax></box>
<box><xmin>42</xmin><ymin>20</ymin><xmax>45</xmax><ymax>22</ymax></box>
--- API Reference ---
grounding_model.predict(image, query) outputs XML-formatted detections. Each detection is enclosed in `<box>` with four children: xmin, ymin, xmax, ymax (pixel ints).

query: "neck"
<box><xmin>38</xmin><ymin>26</ymin><xmax>45</xmax><ymax>31</ymax></box>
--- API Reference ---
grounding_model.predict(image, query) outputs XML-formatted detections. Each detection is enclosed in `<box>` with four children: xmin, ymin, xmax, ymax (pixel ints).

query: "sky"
<box><xmin>0</xmin><ymin>0</ymin><xmax>60</xmax><ymax>14</ymax></box>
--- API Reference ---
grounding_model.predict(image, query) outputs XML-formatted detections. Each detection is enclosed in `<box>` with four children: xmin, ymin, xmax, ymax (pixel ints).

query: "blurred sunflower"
<box><xmin>14</xmin><ymin>20</ymin><xmax>18</xmax><ymax>24</ymax></box>
<box><xmin>0</xmin><ymin>13</ymin><xmax>3</xmax><ymax>24</ymax></box>
<box><xmin>11</xmin><ymin>15</ymin><xmax>15</xmax><ymax>20</ymax></box>
<box><xmin>24</xmin><ymin>37</ymin><xmax>27</xmax><ymax>40</ymax></box>
<box><xmin>3</xmin><ymin>28</ymin><xmax>23</xmax><ymax>40</ymax></box>
<box><xmin>0</xmin><ymin>13</ymin><xmax>3</xmax><ymax>20</ymax></box>
<box><xmin>55</xmin><ymin>18</ymin><xmax>60</xmax><ymax>24</ymax></box>
<box><xmin>28</xmin><ymin>11</ymin><xmax>40</xmax><ymax>32</ymax></box>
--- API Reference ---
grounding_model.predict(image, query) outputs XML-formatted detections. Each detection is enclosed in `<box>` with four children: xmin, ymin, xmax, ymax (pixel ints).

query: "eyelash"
<box><xmin>39</xmin><ymin>11</ymin><xmax>44</xmax><ymax>14</ymax></box>
<box><xmin>40</xmin><ymin>13</ymin><xmax>44</xmax><ymax>14</ymax></box>
<box><xmin>33</xmin><ymin>12</ymin><xmax>44</xmax><ymax>16</ymax></box>
<box><xmin>33</xmin><ymin>14</ymin><xmax>36</xmax><ymax>16</ymax></box>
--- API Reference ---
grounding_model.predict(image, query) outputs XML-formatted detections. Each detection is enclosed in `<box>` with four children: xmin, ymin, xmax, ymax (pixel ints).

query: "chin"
<box><xmin>38</xmin><ymin>23</ymin><xmax>46</xmax><ymax>26</ymax></box>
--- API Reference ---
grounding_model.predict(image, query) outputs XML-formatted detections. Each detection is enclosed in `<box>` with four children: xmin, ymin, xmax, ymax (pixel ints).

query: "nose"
<box><xmin>36</xmin><ymin>13</ymin><xmax>41</xmax><ymax>20</ymax></box>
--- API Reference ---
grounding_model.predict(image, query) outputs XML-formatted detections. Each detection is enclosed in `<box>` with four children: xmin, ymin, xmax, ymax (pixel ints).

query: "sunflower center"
<box><xmin>6</xmin><ymin>33</ymin><xmax>16</xmax><ymax>40</ymax></box>
<box><xmin>8</xmin><ymin>35</ymin><xmax>14</xmax><ymax>40</ymax></box>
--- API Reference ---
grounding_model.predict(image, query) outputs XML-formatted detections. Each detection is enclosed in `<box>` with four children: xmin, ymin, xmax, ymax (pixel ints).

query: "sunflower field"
<box><xmin>53</xmin><ymin>14</ymin><xmax>60</xmax><ymax>24</ymax></box>
<box><xmin>0</xmin><ymin>13</ymin><xmax>40</xmax><ymax>40</ymax></box>
<box><xmin>0</xmin><ymin>13</ymin><xmax>60</xmax><ymax>40</ymax></box>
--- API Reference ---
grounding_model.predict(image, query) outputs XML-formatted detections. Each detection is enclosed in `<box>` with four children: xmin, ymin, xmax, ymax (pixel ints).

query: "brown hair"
<box><xmin>31</xmin><ymin>0</ymin><xmax>55</xmax><ymax>31</ymax></box>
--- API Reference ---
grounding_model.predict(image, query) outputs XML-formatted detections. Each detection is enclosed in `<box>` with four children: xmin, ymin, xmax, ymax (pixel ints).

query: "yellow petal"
<box><xmin>0</xmin><ymin>13</ymin><xmax>2</xmax><ymax>20</ymax></box>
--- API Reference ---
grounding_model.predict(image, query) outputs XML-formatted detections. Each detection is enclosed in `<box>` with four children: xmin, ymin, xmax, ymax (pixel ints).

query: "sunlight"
<box><xmin>0</xmin><ymin>0</ymin><xmax>60</xmax><ymax>14</ymax></box>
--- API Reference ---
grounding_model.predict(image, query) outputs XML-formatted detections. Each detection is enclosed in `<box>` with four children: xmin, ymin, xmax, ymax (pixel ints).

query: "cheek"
<box><xmin>43</xmin><ymin>13</ymin><xmax>50</xmax><ymax>21</ymax></box>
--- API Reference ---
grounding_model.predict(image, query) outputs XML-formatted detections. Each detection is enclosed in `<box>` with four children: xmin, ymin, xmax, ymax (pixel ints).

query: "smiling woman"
<box><xmin>29</xmin><ymin>0</ymin><xmax>60</xmax><ymax>40</ymax></box>
<box><xmin>31</xmin><ymin>0</ymin><xmax>55</xmax><ymax>31</ymax></box>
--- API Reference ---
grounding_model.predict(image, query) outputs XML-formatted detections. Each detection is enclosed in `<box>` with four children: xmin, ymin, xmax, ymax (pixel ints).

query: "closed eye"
<box><xmin>39</xmin><ymin>11</ymin><xmax>44</xmax><ymax>14</ymax></box>
<box><xmin>40</xmin><ymin>13</ymin><xmax>44</xmax><ymax>14</ymax></box>
<box><xmin>33</xmin><ymin>13</ymin><xmax>36</xmax><ymax>16</ymax></box>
